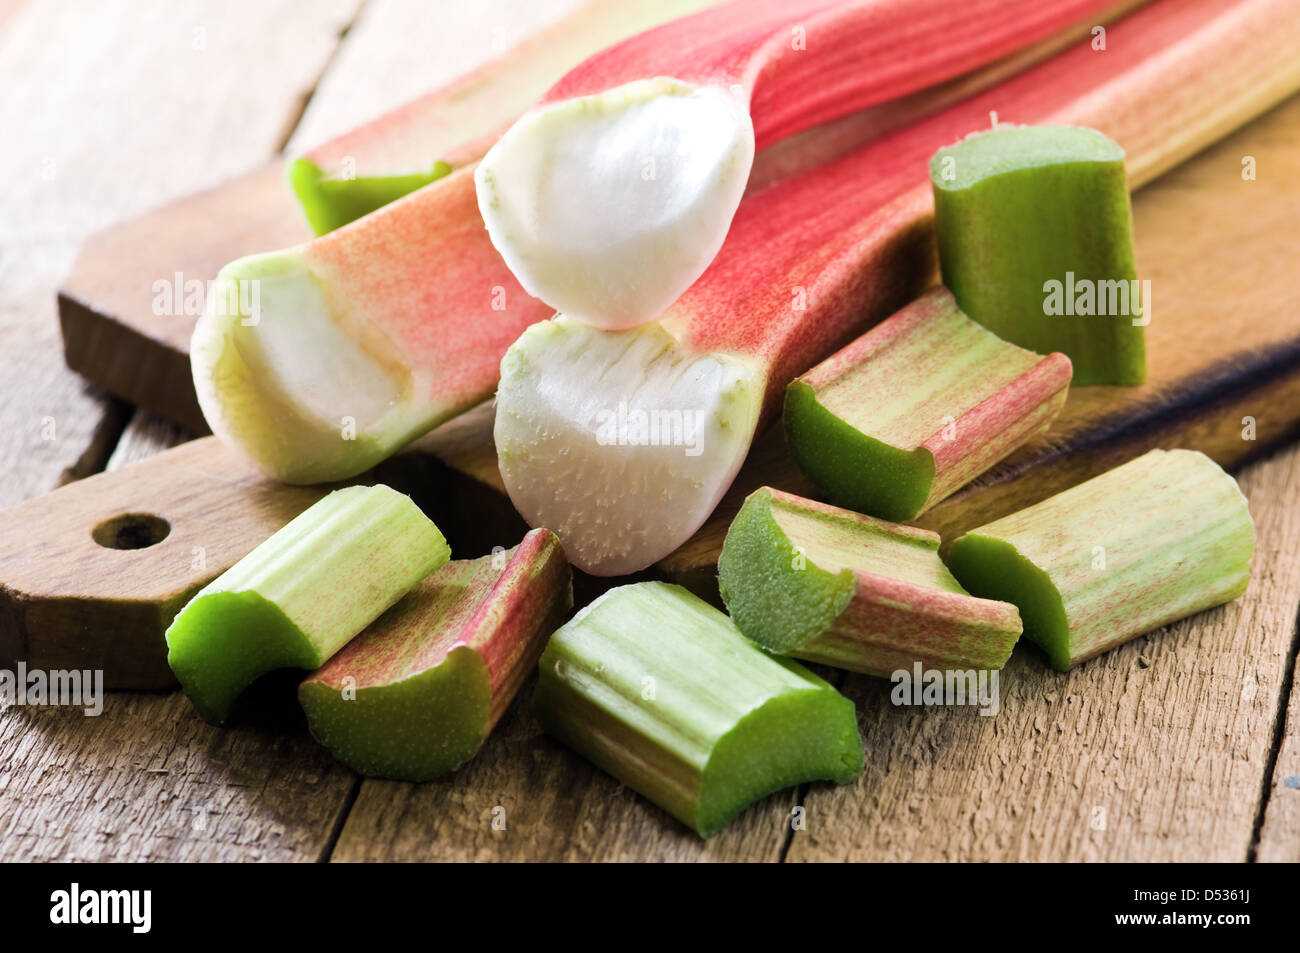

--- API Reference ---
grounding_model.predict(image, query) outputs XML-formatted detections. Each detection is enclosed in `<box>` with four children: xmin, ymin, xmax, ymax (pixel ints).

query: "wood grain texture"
<box><xmin>0</xmin><ymin>690</ymin><xmax>358</xmax><ymax>861</ymax></box>
<box><xmin>105</xmin><ymin>409</ymin><xmax>191</xmax><ymax>472</ymax></box>
<box><xmin>2</xmin><ymin>0</ymin><xmax>359</xmax><ymax>499</ymax></box>
<box><xmin>0</xmin><ymin>437</ymin><xmax>329</xmax><ymax>688</ymax></box>
<box><xmin>284</xmin><ymin>0</ymin><xmax>587</xmax><ymax>155</ymax></box>
<box><xmin>781</xmin><ymin>442</ymin><xmax>1300</xmax><ymax>862</ymax></box>
<box><xmin>0</xmin><ymin>412</ymin><xmax>349</xmax><ymax>863</ymax></box>
<box><xmin>0</xmin><ymin>0</ymin><xmax>369</xmax><ymax>862</ymax></box>
<box><xmin>1256</xmin><ymin>674</ymin><xmax>1300</xmax><ymax>861</ymax></box>
<box><xmin>1254</xmin><ymin>591</ymin><xmax>1300</xmax><ymax>862</ymax></box>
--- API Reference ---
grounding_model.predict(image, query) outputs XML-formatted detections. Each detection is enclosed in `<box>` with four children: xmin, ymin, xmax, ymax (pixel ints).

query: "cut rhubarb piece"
<box><xmin>290</xmin><ymin>161</ymin><xmax>452</xmax><ymax>236</ymax></box>
<box><xmin>288</xmin><ymin>0</ymin><xmax>725</xmax><ymax>233</ymax></box>
<box><xmin>495</xmin><ymin>0</ymin><xmax>1300</xmax><ymax>576</ymax></box>
<box><xmin>946</xmin><ymin>449</ymin><xmax>1255</xmax><ymax>671</ymax></box>
<box><xmin>192</xmin><ymin>165</ymin><xmax>556</xmax><ymax>484</ymax></box>
<box><xmin>931</xmin><ymin>124</ymin><xmax>1145</xmax><ymax>385</ymax></box>
<box><xmin>166</xmin><ymin>485</ymin><xmax>449</xmax><ymax>724</ymax></box>
<box><xmin>719</xmin><ymin>487</ymin><xmax>1022</xmax><ymax>675</ymax></box>
<box><xmin>475</xmin><ymin>0</ymin><xmax>1126</xmax><ymax>328</ymax></box>
<box><xmin>784</xmin><ymin>286</ymin><xmax>1072</xmax><ymax>522</ymax></box>
<box><xmin>535</xmin><ymin>581</ymin><xmax>863</xmax><ymax>837</ymax></box>
<box><xmin>298</xmin><ymin>529</ymin><xmax>571</xmax><ymax>780</ymax></box>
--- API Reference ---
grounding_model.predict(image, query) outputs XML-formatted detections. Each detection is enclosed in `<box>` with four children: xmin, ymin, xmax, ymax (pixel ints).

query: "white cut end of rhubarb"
<box><xmin>475</xmin><ymin>77</ymin><xmax>755</xmax><ymax>330</ymax></box>
<box><xmin>191</xmin><ymin>249</ymin><xmax>427</xmax><ymax>484</ymax></box>
<box><xmin>495</xmin><ymin>317</ymin><xmax>762</xmax><ymax>576</ymax></box>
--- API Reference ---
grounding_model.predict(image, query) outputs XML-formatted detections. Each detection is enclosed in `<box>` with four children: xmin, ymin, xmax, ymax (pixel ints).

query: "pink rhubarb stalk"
<box><xmin>718</xmin><ymin>487</ymin><xmax>1023</xmax><ymax>675</ymax></box>
<box><xmin>298</xmin><ymin>529</ymin><xmax>572</xmax><ymax>780</ymax></box>
<box><xmin>495</xmin><ymin>0</ymin><xmax>1300</xmax><ymax>576</ymax></box>
<box><xmin>784</xmin><ymin>286</ymin><xmax>1074</xmax><ymax>522</ymax></box>
<box><xmin>195</xmin><ymin>10</ymin><xmax>1107</xmax><ymax>486</ymax></box>
<box><xmin>192</xmin><ymin>165</ymin><xmax>554</xmax><ymax>484</ymax></box>
<box><xmin>289</xmin><ymin>0</ymin><xmax>725</xmax><ymax>234</ymax></box>
<box><xmin>475</xmin><ymin>0</ymin><xmax>1130</xmax><ymax>329</ymax></box>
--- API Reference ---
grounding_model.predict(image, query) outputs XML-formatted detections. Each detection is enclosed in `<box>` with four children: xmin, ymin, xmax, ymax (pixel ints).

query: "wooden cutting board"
<box><xmin>28</xmin><ymin>93</ymin><xmax>1300</xmax><ymax>688</ymax></box>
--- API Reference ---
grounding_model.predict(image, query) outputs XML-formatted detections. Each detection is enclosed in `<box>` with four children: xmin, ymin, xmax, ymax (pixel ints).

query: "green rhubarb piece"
<box><xmin>930</xmin><ymin>124</ymin><xmax>1145</xmax><ymax>385</ymax></box>
<box><xmin>535</xmin><ymin>581</ymin><xmax>863</xmax><ymax>837</ymax></box>
<box><xmin>288</xmin><ymin>158</ymin><xmax>453</xmax><ymax>235</ymax></box>
<box><xmin>946</xmin><ymin>449</ymin><xmax>1254</xmax><ymax>671</ymax></box>
<box><xmin>298</xmin><ymin>529</ymin><xmax>571</xmax><ymax>780</ymax></box>
<box><xmin>718</xmin><ymin>487</ymin><xmax>1022</xmax><ymax>675</ymax></box>
<box><xmin>784</xmin><ymin>286</ymin><xmax>1072</xmax><ymax>521</ymax></box>
<box><xmin>166</xmin><ymin>484</ymin><xmax>449</xmax><ymax>723</ymax></box>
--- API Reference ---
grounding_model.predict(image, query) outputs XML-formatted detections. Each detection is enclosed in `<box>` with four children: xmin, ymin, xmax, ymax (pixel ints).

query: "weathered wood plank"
<box><xmin>1252</xmin><ymin>564</ymin><xmax>1300</xmax><ymax>861</ymax></box>
<box><xmin>0</xmin><ymin>0</ymin><xmax>366</xmax><ymax>862</ymax></box>
<box><xmin>0</xmin><ymin>690</ymin><xmax>359</xmax><ymax>862</ymax></box>
<box><xmin>284</xmin><ymin>0</ymin><xmax>585</xmax><ymax>154</ymax></box>
<box><xmin>0</xmin><ymin>432</ymin><xmax>357</xmax><ymax>861</ymax></box>
<box><xmin>1255</xmin><ymin>666</ymin><xmax>1300</xmax><ymax>861</ymax></box>
<box><xmin>782</xmin><ymin>442</ymin><xmax>1300</xmax><ymax>862</ymax></box>
<box><xmin>0</xmin><ymin>0</ymin><xmax>358</xmax><ymax>506</ymax></box>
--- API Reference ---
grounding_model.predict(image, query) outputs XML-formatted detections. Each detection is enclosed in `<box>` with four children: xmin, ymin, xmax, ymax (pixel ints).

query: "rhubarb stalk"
<box><xmin>193</xmin><ymin>1</ymin><xmax>1132</xmax><ymax>485</ymax></box>
<box><xmin>475</xmin><ymin>0</ymin><xmax>1127</xmax><ymax>328</ymax></box>
<box><xmin>191</xmin><ymin>166</ymin><xmax>552</xmax><ymax>484</ymax></box>
<box><xmin>496</xmin><ymin>0</ymin><xmax>1300</xmax><ymax>576</ymax></box>
<box><xmin>931</xmin><ymin>124</ymin><xmax>1144</xmax><ymax>385</ymax></box>
<box><xmin>166</xmin><ymin>485</ymin><xmax>449</xmax><ymax>724</ymax></box>
<box><xmin>288</xmin><ymin>0</ymin><xmax>725</xmax><ymax>234</ymax></box>
<box><xmin>535</xmin><ymin>581</ymin><xmax>863</xmax><ymax>837</ymax></box>
<box><xmin>718</xmin><ymin>487</ymin><xmax>1023</xmax><ymax>675</ymax></box>
<box><xmin>299</xmin><ymin>529</ymin><xmax>571</xmax><ymax>780</ymax></box>
<box><xmin>946</xmin><ymin>450</ymin><xmax>1255</xmax><ymax>670</ymax></box>
<box><xmin>784</xmin><ymin>287</ymin><xmax>1073</xmax><ymax>522</ymax></box>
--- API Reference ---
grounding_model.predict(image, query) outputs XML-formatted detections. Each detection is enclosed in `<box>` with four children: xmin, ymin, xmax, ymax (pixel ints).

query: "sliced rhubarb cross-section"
<box><xmin>475</xmin><ymin>0</ymin><xmax>1127</xmax><ymax>329</ymax></box>
<box><xmin>931</xmin><ymin>124</ymin><xmax>1145</xmax><ymax>385</ymax></box>
<box><xmin>535</xmin><ymin>581</ymin><xmax>863</xmax><ymax>837</ymax></box>
<box><xmin>784</xmin><ymin>286</ymin><xmax>1073</xmax><ymax>522</ymax></box>
<box><xmin>165</xmin><ymin>485</ymin><xmax>449</xmax><ymax>724</ymax></box>
<box><xmin>719</xmin><ymin>487</ymin><xmax>1022</xmax><ymax>675</ymax></box>
<box><xmin>946</xmin><ymin>449</ymin><xmax>1255</xmax><ymax>671</ymax></box>
<box><xmin>299</xmin><ymin>529</ymin><xmax>572</xmax><ymax>781</ymax></box>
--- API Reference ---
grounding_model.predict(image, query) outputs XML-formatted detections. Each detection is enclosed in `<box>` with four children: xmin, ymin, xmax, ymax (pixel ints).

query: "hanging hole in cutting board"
<box><xmin>92</xmin><ymin>513</ymin><xmax>171</xmax><ymax>550</ymax></box>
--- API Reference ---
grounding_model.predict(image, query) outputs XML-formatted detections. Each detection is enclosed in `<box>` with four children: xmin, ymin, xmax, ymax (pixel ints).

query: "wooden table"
<box><xmin>1</xmin><ymin>0</ymin><xmax>1297</xmax><ymax>862</ymax></box>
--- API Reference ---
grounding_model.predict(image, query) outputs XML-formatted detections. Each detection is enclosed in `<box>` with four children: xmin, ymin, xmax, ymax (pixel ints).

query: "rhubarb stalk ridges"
<box><xmin>299</xmin><ymin>529</ymin><xmax>572</xmax><ymax>780</ymax></box>
<box><xmin>946</xmin><ymin>450</ymin><xmax>1254</xmax><ymax>670</ymax></box>
<box><xmin>719</xmin><ymin>487</ymin><xmax>1023</xmax><ymax>675</ymax></box>
<box><xmin>784</xmin><ymin>286</ymin><xmax>1072</xmax><ymax>522</ymax></box>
